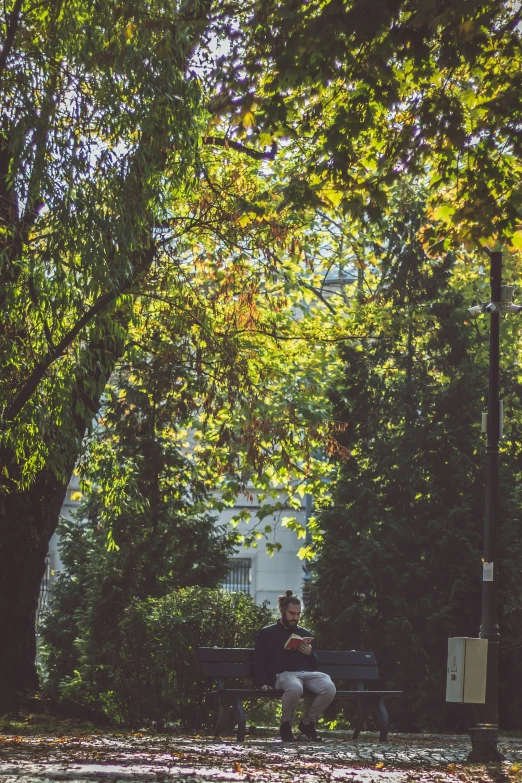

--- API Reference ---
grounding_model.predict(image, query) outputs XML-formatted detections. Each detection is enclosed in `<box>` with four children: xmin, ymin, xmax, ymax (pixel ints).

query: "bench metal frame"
<box><xmin>199</xmin><ymin>647</ymin><xmax>402</xmax><ymax>742</ymax></box>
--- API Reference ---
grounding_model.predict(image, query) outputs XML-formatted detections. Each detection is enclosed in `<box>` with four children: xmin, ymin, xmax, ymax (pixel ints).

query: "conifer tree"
<box><xmin>307</xmin><ymin>190</ymin><xmax>522</xmax><ymax>730</ymax></box>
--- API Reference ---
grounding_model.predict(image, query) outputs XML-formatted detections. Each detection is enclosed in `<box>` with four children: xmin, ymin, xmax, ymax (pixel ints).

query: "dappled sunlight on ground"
<box><xmin>0</xmin><ymin>732</ymin><xmax>521</xmax><ymax>782</ymax></box>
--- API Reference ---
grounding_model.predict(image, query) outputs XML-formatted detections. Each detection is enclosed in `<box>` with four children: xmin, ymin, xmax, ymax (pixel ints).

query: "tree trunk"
<box><xmin>0</xmin><ymin>467</ymin><xmax>69</xmax><ymax>710</ymax></box>
<box><xmin>0</xmin><ymin>0</ymin><xmax>213</xmax><ymax>709</ymax></box>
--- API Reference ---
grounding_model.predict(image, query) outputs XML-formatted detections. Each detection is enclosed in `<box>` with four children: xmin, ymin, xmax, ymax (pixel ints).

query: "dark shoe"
<box><xmin>298</xmin><ymin>720</ymin><xmax>322</xmax><ymax>741</ymax></box>
<box><xmin>279</xmin><ymin>721</ymin><xmax>297</xmax><ymax>742</ymax></box>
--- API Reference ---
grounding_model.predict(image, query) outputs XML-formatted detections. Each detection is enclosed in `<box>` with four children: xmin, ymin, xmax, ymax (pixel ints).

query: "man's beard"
<box><xmin>282</xmin><ymin>617</ymin><xmax>298</xmax><ymax>629</ymax></box>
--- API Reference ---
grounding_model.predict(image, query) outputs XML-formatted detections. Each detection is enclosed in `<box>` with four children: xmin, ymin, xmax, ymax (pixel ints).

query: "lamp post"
<box><xmin>466</xmin><ymin>248</ymin><xmax>520</xmax><ymax>763</ymax></box>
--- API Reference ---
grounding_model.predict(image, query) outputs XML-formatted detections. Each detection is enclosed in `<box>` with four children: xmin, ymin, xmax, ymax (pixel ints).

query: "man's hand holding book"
<box><xmin>284</xmin><ymin>634</ymin><xmax>313</xmax><ymax>655</ymax></box>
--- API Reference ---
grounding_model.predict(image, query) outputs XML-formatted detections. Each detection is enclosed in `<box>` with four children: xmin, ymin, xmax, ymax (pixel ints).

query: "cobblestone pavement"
<box><xmin>0</xmin><ymin>732</ymin><xmax>521</xmax><ymax>783</ymax></box>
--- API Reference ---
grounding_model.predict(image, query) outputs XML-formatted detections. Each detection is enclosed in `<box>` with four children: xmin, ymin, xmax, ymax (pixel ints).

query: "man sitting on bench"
<box><xmin>254</xmin><ymin>589</ymin><xmax>336</xmax><ymax>742</ymax></box>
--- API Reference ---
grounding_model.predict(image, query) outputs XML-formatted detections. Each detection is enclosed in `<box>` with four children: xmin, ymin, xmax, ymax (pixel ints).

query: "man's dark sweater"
<box><xmin>254</xmin><ymin>622</ymin><xmax>319</xmax><ymax>687</ymax></box>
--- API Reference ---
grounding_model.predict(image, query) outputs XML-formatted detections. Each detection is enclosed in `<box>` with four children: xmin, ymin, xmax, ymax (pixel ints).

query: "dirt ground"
<box><xmin>1</xmin><ymin>727</ymin><xmax>522</xmax><ymax>783</ymax></box>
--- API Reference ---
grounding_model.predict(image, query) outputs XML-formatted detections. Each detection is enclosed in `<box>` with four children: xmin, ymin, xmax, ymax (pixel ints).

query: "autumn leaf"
<box><xmin>124</xmin><ymin>22</ymin><xmax>137</xmax><ymax>40</ymax></box>
<box><xmin>507</xmin><ymin>231</ymin><xmax>522</xmax><ymax>252</ymax></box>
<box><xmin>242</xmin><ymin>111</ymin><xmax>255</xmax><ymax>130</ymax></box>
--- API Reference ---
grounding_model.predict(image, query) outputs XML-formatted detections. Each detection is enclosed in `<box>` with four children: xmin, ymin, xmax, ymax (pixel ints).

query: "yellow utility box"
<box><xmin>446</xmin><ymin>637</ymin><xmax>488</xmax><ymax>703</ymax></box>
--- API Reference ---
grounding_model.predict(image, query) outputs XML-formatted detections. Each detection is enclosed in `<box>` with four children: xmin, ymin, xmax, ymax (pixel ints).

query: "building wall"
<box><xmin>48</xmin><ymin>473</ymin><xmax>82</xmax><ymax>577</ymax></box>
<box><xmin>46</xmin><ymin>480</ymin><xmax>308</xmax><ymax>611</ymax></box>
<box><xmin>217</xmin><ymin>489</ymin><xmax>308</xmax><ymax>607</ymax></box>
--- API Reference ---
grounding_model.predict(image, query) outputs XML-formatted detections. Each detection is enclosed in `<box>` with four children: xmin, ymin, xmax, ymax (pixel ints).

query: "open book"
<box><xmin>284</xmin><ymin>634</ymin><xmax>313</xmax><ymax>651</ymax></box>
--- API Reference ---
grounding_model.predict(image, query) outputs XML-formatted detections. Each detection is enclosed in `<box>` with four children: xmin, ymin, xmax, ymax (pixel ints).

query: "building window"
<box><xmin>221</xmin><ymin>558</ymin><xmax>252</xmax><ymax>594</ymax></box>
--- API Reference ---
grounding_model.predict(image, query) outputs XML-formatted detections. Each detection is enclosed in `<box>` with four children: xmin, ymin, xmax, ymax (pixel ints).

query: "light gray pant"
<box><xmin>275</xmin><ymin>670</ymin><xmax>336</xmax><ymax>724</ymax></box>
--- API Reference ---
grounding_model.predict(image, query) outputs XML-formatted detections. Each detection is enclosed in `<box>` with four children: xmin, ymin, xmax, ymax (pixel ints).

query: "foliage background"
<box><xmin>3</xmin><ymin>0</ymin><xmax>521</xmax><ymax>726</ymax></box>
<box><xmin>39</xmin><ymin>347</ymin><xmax>243</xmax><ymax>725</ymax></box>
<box><xmin>43</xmin><ymin>582</ymin><xmax>272</xmax><ymax>728</ymax></box>
<box><xmin>306</xmin><ymin>196</ymin><xmax>522</xmax><ymax>731</ymax></box>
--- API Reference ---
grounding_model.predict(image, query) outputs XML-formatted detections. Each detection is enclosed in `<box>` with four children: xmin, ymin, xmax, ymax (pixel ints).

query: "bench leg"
<box><xmin>232</xmin><ymin>697</ymin><xmax>247</xmax><ymax>742</ymax></box>
<box><xmin>377</xmin><ymin>697</ymin><xmax>389</xmax><ymax>742</ymax></box>
<box><xmin>352</xmin><ymin>699</ymin><xmax>369</xmax><ymax>740</ymax></box>
<box><xmin>215</xmin><ymin>696</ymin><xmax>234</xmax><ymax>738</ymax></box>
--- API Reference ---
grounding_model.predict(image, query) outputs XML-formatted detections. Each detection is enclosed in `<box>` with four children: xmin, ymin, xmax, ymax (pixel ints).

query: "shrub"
<box><xmin>110</xmin><ymin>587</ymin><xmax>274</xmax><ymax>727</ymax></box>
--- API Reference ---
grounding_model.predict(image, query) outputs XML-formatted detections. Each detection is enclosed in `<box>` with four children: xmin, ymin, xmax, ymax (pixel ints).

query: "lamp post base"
<box><xmin>467</xmin><ymin>727</ymin><xmax>506</xmax><ymax>763</ymax></box>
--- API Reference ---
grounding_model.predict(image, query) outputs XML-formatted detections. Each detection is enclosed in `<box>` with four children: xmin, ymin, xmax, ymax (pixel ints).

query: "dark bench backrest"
<box><xmin>198</xmin><ymin>648</ymin><xmax>378</xmax><ymax>682</ymax></box>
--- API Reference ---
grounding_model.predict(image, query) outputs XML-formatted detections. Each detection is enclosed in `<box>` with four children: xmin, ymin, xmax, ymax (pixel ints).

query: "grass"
<box><xmin>0</xmin><ymin>711</ymin><xmax>114</xmax><ymax>736</ymax></box>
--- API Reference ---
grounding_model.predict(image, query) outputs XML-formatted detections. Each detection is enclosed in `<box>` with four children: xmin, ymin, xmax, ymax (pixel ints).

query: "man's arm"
<box><xmin>298</xmin><ymin>633</ymin><xmax>319</xmax><ymax>669</ymax></box>
<box><xmin>254</xmin><ymin>629</ymin><xmax>271</xmax><ymax>687</ymax></box>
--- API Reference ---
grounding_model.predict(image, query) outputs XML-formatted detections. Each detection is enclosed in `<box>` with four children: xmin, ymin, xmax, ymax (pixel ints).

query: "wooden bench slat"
<box><xmin>317</xmin><ymin>651</ymin><xmax>377</xmax><ymax>666</ymax></box>
<box><xmin>209</xmin><ymin>689</ymin><xmax>402</xmax><ymax>699</ymax></box>
<box><xmin>200</xmin><ymin>662</ymin><xmax>252</xmax><ymax>678</ymax></box>
<box><xmin>317</xmin><ymin>665</ymin><xmax>378</xmax><ymax>680</ymax></box>
<box><xmin>199</xmin><ymin>649</ymin><xmax>380</xmax><ymax>681</ymax></box>
<box><xmin>198</xmin><ymin>648</ymin><xmax>378</xmax><ymax>667</ymax></box>
<box><xmin>200</xmin><ymin>662</ymin><xmax>379</xmax><ymax>680</ymax></box>
<box><xmin>198</xmin><ymin>648</ymin><xmax>253</xmax><ymax>663</ymax></box>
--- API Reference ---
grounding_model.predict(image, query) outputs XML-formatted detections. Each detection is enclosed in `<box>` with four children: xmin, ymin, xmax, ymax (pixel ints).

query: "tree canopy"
<box><xmin>306</xmin><ymin>188</ymin><xmax>522</xmax><ymax>730</ymax></box>
<box><xmin>1</xmin><ymin>0</ymin><xmax>522</xmax><ymax>704</ymax></box>
<box><xmin>212</xmin><ymin>0</ymin><xmax>522</xmax><ymax>247</ymax></box>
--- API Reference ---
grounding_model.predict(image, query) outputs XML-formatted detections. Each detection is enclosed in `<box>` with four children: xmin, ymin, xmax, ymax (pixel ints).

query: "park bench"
<box><xmin>198</xmin><ymin>647</ymin><xmax>402</xmax><ymax>742</ymax></box>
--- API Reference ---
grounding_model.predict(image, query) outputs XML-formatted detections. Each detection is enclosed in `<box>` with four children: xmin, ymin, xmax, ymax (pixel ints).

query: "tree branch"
<box><xmin>3</xmin><ymin>0</ymin><xmax>214</xmax><ymax>424</ymax></box>
<box><xmin>252</xmin><ymin>329</ymin><xmax>381</xmax><ymax>343</ymax></box>
<box><xmin>28</xmin><ymin>274</ymin><xmax>56</xmax><ymax>352</ymax></box>
<box><xmin>204</xmin><ymin>136</ymin><xmax>277</xmax><ymax>161</ymax></box>
<box><xmin>0</xmin><ymin>0</ymin><xmax>23</xmax><ymax>81</ymax></box>
<box><xmin>296</xmin><ymin>278</ymin><xmax>338</xmax><ymax>315</ymax></box>
<box><xmin>4</xmin><ymin>244</ymin><xmax>156</xmax><ymax>422</ymax></box>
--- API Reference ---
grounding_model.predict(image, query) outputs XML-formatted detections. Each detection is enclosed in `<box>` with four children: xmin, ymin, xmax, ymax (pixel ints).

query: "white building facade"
<box><xmin>44</xmin><ymin>478</ymin><xmax>309</xmax><ymax>616</ymax></box>
<box><xmin>217</xmin><ymin>488</ymin><xmax>310</xmax><ymax>606</ymax></box>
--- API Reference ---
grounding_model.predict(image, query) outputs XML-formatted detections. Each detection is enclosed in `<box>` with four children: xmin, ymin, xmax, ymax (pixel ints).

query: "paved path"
<box><xmin>0</xmin><ymin>732</ymin><xmax>521</xmax><ymax>783</ymax></box>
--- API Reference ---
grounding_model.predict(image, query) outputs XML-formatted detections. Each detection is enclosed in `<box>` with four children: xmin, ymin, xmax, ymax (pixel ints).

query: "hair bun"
<box><xmin>277</xmin><ymin>590</ymin><xmax>301</xmax><ymax>610</ymax></box>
